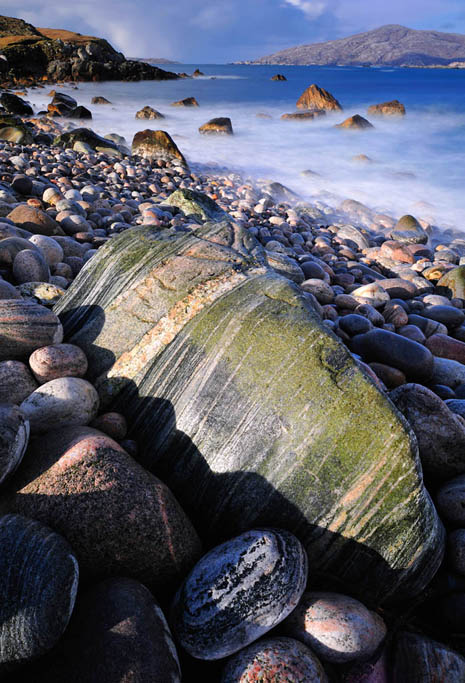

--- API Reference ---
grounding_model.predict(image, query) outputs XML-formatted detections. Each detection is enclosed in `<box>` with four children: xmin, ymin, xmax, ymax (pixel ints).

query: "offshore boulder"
<box><xmin>55</xmin><ymin>190</ymin><xmax>444</xmax><ymax>604</ymax></box>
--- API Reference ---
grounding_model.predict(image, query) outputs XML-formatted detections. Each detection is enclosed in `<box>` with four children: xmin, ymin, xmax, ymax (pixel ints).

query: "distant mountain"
<box><xmin>246</xmin><ymin>25</ymin><xmax>465</xmax><ymax>67</ymax></box>
<box><xmin>129</xmin><ymin>57</ymin><xmax>181</xmax><ymax>64</ymax></box>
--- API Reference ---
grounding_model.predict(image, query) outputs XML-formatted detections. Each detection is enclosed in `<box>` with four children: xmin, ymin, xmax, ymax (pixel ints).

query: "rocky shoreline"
<box><xmin>0</xmin><ymin>82</ymin><xmax>465</xmax><ymax>681</ymax></box>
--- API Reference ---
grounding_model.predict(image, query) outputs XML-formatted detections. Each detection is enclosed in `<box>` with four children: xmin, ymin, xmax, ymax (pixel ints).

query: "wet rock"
<box><xmin>42</xmin><ymin>578</ymin><xmax>181</xmax><ymax>683</ymax></box>
<box><xmin>336</xmin><ymin>115</ymin><xmax>374</xmax><ymax>130</ymax></box>
<box><xmin>392</xmin><ymin>632</ymin><xmax>465</xmax><ymax>682</ymax></box>
<box><xmin>0</xmin><ymin>513</ymin><xmax>78</xmax><ymax>672</ymax></box>
<box><xmin>0</xmin><ymin>92</ymin><xmax>33</xmax><ymax>116</ymax></box>
<box><xmin>170</xmin><ymin>528</ymin><xmax>307</xmax><ymax>660</ymax></box>
<box><xmin>13</xmin><ymin>248</ymin><xmax>50</xmax><ymax>284</ymax></box>
<box><xmin>54</xmin><ymin>128</ymin><xmax>119</xmax><ymax>155</ymax></box>
<box><xmin>282</xmin><ymin>592</ymin><xmax>386</xmax><ymax>664</ymax></box>
<box><xmin>367</xmin><ymin>100</ymin><xmax>406</xmax><ymax>117</ymax></box>
<box><xmin>69</xmin><ymin>105</ymin><xmax>92</xmax><ymax>119</ymax></box>
<box><xmin>0</xmin><ymin>299</ymin><xmax>63</xmax><ymax>361</ymax></box>
<box><xmin>0</xmin><ymin>361</ymin><xmax>38</xmax><ymax>405</ymax></box>
<box><xmin>20</xmin><ymin>377</ymin><xmax>99</xmax><ymax>434</ymax></box>
<box><xmin>132</xmin><ymin>129</ymin><xmax>187</xmax><ymax>165</ymax></box>
<box><xmin>271</xmin><ymin>74</ymin><xmax>287</xmax><ymax>81</ymax></box>
<box><xmin>7</xmin><ymin>205</ymin><xmax>64</xmax><ymax>237</ymax></box>
<box><xmin>171</xmin><ymin>97</ymin><xmax>199</xmax><ymax>107</ymax></box>
<box><xmin>390</xmin><ymin>383</ymin><xmax>465</xmax><ymax>479</ymax></box>
<box><xmin>391</xmin><ymin>215</ymin><xmax>427</xmax><ymax>245</ymax></box>
<box><xmin>221</xmin><ymin>637</ymin><xmax>327</xmax><ymax>682</ymax></box>
<box><xmin>5</xmin><ymin>426</ymin><xmax>201</xmax><ymax>590</ymax></box>
<box><xmin>91</xmin><ymin>96</ymin><xmax>112</xmax><ymax>105</ymax></box>
<box><xmin>351</xmin><ymin>329</ymin><xmax>433</xmax><ymax>382</ymax></box>
<box><xmin>135</xmin><ymin>105</ymin><xmax>165</xmax><ymax>120</ymax></box>
<box><xmin>296</xmin><ymin>84</ymin><xmax>342</xmax><ymax>112</ymax></box>
<box><xmin>199</xmin><ymin>117</ymin><xmax>234</xmax><ymax>135</ymax></box>
<box><xmin>29</xmin><ymin>343</ymin><xmax>88</xmax><ymax>384</ymax></box>
<box><xmin>281</xmin><ymin>111</ymin><xmax>326</xmax><ymax>121</ymax></box>
<box><xmin>0</xmin><ymin>404</ymin><xmax>29</xmax><ymax>486</ymax></box>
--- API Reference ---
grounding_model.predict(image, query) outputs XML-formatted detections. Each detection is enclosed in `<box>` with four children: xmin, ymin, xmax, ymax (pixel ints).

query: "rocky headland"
<box><xmin>0</xmin><ymin>15</ymin><xmax>178</xmax><ymax>87</ymax></box>
<box><xmin>0</xmin><ymin>71</ymin><xmax>465</xmax><ymax>681</ymax></box>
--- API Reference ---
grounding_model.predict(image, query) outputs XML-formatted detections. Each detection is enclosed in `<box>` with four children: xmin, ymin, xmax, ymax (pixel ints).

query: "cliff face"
<box><xmin>248</xmin><ymin>25</ymin><xmax>465</xmax><ymax>66</ymax></box>
<box><xmin>0</xmin><ymin>15</ymin><xmax>178</xmax><ymax>84</ymax></box>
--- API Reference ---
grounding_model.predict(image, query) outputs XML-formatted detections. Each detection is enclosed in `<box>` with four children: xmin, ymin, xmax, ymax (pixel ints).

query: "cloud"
<box><xmin>4</xmin><ymin>0</ymin><xmax>465</xmax><ymax>62</ymax></box>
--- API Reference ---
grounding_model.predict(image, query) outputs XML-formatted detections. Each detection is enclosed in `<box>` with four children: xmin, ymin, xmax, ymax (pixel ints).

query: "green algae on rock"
<box><xmin>55</xmin><ymin>218</ymin><xmax>444</xmax><ymax>604</ymax></box>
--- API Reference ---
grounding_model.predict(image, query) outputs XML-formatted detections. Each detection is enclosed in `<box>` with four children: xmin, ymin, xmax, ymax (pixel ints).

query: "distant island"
<box><xmin>129</xmin><ymin>57</ymin><xmax>181</xmax><ymax>65</ymax></box>
<box><xmin>240</xmin><ymin>24</ymin><xmax>465</xmax><ymax>67</ymax></box>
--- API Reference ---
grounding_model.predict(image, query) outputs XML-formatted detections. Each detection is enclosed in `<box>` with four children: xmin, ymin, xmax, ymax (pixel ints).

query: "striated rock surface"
<box><xmin>391</xmin><ymin>632</ymin><xmax>465</xmax><ymax>682</ymax></box>
<box><xmin>55</xmin><ymin>214</ymin><xmax>443</xmax><ymax>603</ymax></box>
<box><xmin>0</xmin><ymin>299</ymin><xmax>63</xmax><ymax>361</ymax></box>
<box><xmin>3</xmin><ymin>426</ymin><xmax>201</xmax><ymax>589</ymax></box>
<box><xmin>0</xmin><ymin>404</ymin><xmax>29</xmax><ymax>486</ymax></box>
<box><xmin>0</xmin><ymin>513</ymin><xmax>78</xmax><ymax>672</ymax></box>
<box><xmin>170</xmin><ymin>528</ymin><xmax>308</xmax><ymax>659</ymax></box>
<box><xmin>296</xmin><ymin>84</ymin><xmax>342</xmax><ymax>111</ymax></box>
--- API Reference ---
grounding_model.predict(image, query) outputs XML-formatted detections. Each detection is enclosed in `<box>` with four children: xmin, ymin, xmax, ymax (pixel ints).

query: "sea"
<box><xmin>27</xmin><ymin>64</ymin><xmax>465</xmax><ymax>230</ymax></box>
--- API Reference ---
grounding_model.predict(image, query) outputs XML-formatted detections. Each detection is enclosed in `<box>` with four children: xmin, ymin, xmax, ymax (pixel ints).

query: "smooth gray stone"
<box><xmin>436</xmin><ymin>475</ymin><xmax>465</xmax><ymax>525</ymax></box>
<box><xmin>446</xmin><ymin>399</ymin><xmax>465</xmax><ymax>420</ymax></box>
<box><xmin>170</xmin><ymin>528</ymin><xmax>308</xmax><ymax>660</ymax></box>
<box><xmin>0</xmin><ymin>514</ymin><xmax>78</xmax><ymax>672</ymax></box>
<box><xmin>431</xmin><ymin>357</ymin><xmax>465</xmax><ymax>389</ymax></box>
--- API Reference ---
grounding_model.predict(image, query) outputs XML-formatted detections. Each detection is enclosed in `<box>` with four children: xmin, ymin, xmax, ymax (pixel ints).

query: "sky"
<box><xmin>4</xmin><ymin>0</ymin><xmax>465</xmax><ymax>62</ymax></box>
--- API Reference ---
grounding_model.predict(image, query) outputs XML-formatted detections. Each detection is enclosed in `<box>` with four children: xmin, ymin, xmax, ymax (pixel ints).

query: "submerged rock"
<box><xmin>367</xmin><ymin>100</ymin><xmax>406</xmax><ymax>117</ymax></box>
<box><xmin>132</xmin><ymin>129</ymin><xmax>187</xmax><ymax>165</ymax></box>
<box><xmin>135</xmin><ymin>105</ymin><xmax>165</xmax><ymax>120</ymax></box>
<box><xmin>336</xmin><ymin>115</ymin><xmax>374</xmax><ymax>130</ymax></box>
<box><xmin>171</xmin><ymin>97</ymin><xmax>199</xmax><ymax>107</ymax></box>
<box><xmin>199</xmin><ymin>117</ymin><xmax>233</xmax><ymax>135</ymax></box>
<box><xmin>55</xmin><ymin>218</ymin><xmax>443</xmax><ymax>603</ymax></box>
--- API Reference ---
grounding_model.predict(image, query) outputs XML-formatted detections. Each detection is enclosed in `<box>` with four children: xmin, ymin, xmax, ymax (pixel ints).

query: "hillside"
<box><xmin>0</xmin><ymin>14</ymin><xmax>178</xmax><ymax>85</ymax></box>
<box><xmin>247</xmin><ymin>25</ymin><xmax>465</xmax><ymax>67</ymax></box>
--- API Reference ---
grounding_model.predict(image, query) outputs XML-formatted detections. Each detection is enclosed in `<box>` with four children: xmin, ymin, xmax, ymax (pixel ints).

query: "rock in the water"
<box><xmin>391</xmin><ymin>215</ymin><xmax>427</xmax><ymax>245</ymax></box>
<box><xmin>0</xmin><ymin>404</ymin><xmax>29</xmax><ymax>486</ymax></box>
<box><xmin>0</xmin><ymin>92</ymin><xmax>33</xmax><ymax>116</ymax></box>
<box><xmin>91</xmin><ymin>96</ymin><xmax>112</xmax><ymax>105</ymax></box>
<box><xmin>0</xmin><ymin>513</ymin><xmax>78</xmax><ymax>672</ymax></box>
<box><xmin>53</xmin><ymin>128</ymin><xmax>119</xmax><ymax>155</ymax></box>
<box><xmin>170</xmin><ymin>528</ymin><xmax>308</xmax><ymax>660</ymax></box>
<box><xmin>171</xmin><ymin>97</ymin><xmax>199</xmax><ymax>107</ymax></box>
<box><xmin>199</xmin><ymin>117</ymin><xmax>233</xmax><ymax>135</ymax></box>
<box><xmin>271</xmin><ymin>74</ymin><xmax>287</xmax><ymax>81</ymax></box>
<box><xmin>390</xmin><ymin>383</ymin><xmax>465</xmax><ymax>479</ymax></box>
<box><xmin>0</xmin><ymin>299</ymin><xmax>63</xmax><ymax>361</ymax></box>
<box><xmin>296</xmin><ymin>84</ymin><xmax>342</xmax><ymax>111</ymax></box>
<box><xmin>281</xmin><ymin>110</ymin><xmax>326</xmax><ymax>121</ymax></box>
<box><xmin>4</xmin><ymin>426</ymin><xmax>201</xmax><ymax>589</ymax></box>
<box><xmin>55</xmin><ymin>220</ymin><xmax>443</xmax><ymax>603</ymax></box>
<box><xmin>69</xmin><ymin>105</ymin><xmax>92</xmax><ymax>120</ymax></box>
<box><xmin>19</xmin><ymin>377</ymin><xmax>99</xmax><ymax>434</ymax></box>
<box><xmin>220</xmin><ymin>637</ymin><xmax>328</xmax><ymax>682</ymax></box>
<box><xmin>0</xmin><ymin>361</ymin><xmax>38</xmax><ymax>405</ymax></box>
<box><xmin>391</xmin><ymin>632</ymin><xmax>465</xmax><ymax>682</ymax></box>
<box><xmin>131</xmin><ymin>129</ymin><xmax>187</xmax><ymax>165</ymax></box>
<box><xmin>282</xmin><ymin>592</ymin><xmax>387</xmax><ymax>663</ymax></box>
<box><xmin>135</xmin><ymin>105</ymin><xmax>165</xmax><ymax>120</ymax></box>
<box><xmin>367</xmin><ymin>100</ymin><xmax>406</xmax><ymax>117</ymax></box>
<box><xmin>336</xmin><ymin>115</ymin><xmax>374</xmax><ymax>130</ymax></box>
<box><xmin>42</xmin><ymin>577</ymin><xmax>181</xmax><ymax>683</ymax></box>
<box><xmin>28</xmin><ymin>343</ymin><xmax>88</xmax><ymax>384</ymax></box>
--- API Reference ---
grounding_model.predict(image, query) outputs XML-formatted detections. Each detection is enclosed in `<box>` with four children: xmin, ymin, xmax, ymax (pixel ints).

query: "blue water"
<box><xmin>28</xmin><ymin>64</ymin><xmax>465</xmax><ymax>228</ymax></box>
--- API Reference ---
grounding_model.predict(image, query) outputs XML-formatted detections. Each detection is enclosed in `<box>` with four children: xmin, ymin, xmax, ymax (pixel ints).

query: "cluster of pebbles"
<box><xmin>2</xmin><ymin>97</ymin><xmax>465</xmax><ymax>681</ymax></box>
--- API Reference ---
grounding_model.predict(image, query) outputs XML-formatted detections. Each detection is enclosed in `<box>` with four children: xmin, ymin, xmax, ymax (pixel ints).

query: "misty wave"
<box><xmin>26</xmin><ymin>70</ymin><xmax>465</xmax><ymax>230</ymax></box>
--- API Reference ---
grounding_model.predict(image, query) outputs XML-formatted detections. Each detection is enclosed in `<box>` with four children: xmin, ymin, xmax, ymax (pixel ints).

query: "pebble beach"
<box><xmin>1</xmin><ymin>75</ymin><xmax>465</xmax><ymax>682</ymax></box>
